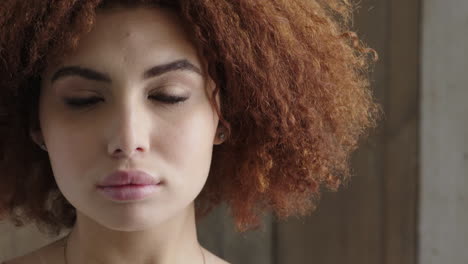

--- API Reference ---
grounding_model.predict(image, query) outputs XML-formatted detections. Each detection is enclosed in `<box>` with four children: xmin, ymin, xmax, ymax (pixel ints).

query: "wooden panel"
<box><xmin>275</xmin><ymin>0</ymin><xmax>388</xmax><ymax>261</ymax></box>
<box><xmin>384</xmin><ymin>0</ymin><xmax>420</xmax><ymax>263</ymax></box>
<box><xmin>275</xmin><ymin>133</ymin><xmax>385</xmax><ymax>264</ymax></box>
<box><xmin>275</xmin><ymin>0</ymin><xmax>420</xmax><ymax>263</ymax></box>
<box><xmin>198</xmin><ymin>204</ymin><xmax>273</xmax><ymax>264</ymax></box>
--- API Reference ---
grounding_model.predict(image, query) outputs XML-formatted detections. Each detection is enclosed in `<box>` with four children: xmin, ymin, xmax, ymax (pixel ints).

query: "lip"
<box><xmin>96</xmin><ymin>170</ymin><xmax>162</xmax><ymax>201</ymax></box>
<box><xmin>97</xmin><ymin>170</ymin><xmax>161</xmax><ymax>187</ymax></box>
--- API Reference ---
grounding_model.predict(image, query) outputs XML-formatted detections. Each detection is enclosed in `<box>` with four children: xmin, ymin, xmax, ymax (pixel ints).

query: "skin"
<box><xmin>8</xmin><ymin>5</ymin><xmax>229</xmax><ymax>264</ymax></box>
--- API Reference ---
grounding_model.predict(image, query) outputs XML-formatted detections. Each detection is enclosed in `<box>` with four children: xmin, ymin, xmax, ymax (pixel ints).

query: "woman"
<box><xmin>0</xmin><ymin>0</ymin><xmax>381</xmax><ymax>263</ymax></box>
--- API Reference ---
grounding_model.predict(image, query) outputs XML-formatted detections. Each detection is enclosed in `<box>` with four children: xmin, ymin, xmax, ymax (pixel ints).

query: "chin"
<box><xmin>81</xmin><ymin>202</ymin><xmax>187</xmax><ymax>232</ymax></box>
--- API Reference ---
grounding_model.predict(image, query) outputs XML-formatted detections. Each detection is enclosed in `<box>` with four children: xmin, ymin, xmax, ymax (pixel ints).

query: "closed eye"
<box><xmin>148</xmin><ymin>94</ymin><xmax>189</xmax><ymax>104</ymax></box>
<box><xmin>63</xmin><ymin>94</ymin><xmax>189</xmax><ymax>108</ymax></box>
<box><xmin>64</xmin><ymin>96</ymin><xmax>102</xmax><ymax>108</ymax></box>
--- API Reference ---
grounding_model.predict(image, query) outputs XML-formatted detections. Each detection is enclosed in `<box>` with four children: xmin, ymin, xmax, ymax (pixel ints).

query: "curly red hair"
<box><xmin>0</xmin><ymin>0</ymin><xmax>382</xmax><ymax>235</ymax></box>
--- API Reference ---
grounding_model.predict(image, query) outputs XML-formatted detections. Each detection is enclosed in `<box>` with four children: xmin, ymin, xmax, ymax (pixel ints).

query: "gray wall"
<box><xmin>419</xmin><ymin>0</ymin><xmax>468</xmax><ymax>263</ymax></box>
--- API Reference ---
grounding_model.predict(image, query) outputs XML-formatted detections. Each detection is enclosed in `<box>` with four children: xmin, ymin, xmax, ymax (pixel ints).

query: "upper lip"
<box><xmin>97</xmin><ymin>170</ymin><xmax>161</xmax><ymax>187</ymax></box>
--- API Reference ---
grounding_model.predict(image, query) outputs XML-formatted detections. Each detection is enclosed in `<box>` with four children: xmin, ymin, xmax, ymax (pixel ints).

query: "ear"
<box><xmin>29</xmin><ymin>129</ymin><xmax>44</xmax><ymax>146</ymax></box>
<box><xmin>213</xmin><ymin>125</ymin><xmax>226</xmax><ymax>146</ymax></box>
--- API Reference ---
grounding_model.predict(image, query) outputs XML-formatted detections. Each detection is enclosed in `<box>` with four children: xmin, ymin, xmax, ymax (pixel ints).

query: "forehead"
<box><xmin>45</xmin><ymin>6</ymin><xmax>202</xmax><ymax>77</ymax></box>
<box><xmin>92</xmin><ymin>6</ymin><xmax>193</xmax><ymax>48</ymax></box>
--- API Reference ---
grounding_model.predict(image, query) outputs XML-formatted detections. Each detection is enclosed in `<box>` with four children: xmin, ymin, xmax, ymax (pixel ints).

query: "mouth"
<box><xmin>96</xmin><ymin>170</ymin><xmax>162</xmax><ymax>201</ymax></box>
<box><xmin>97</xmin><ymin>169</ymin><xmax>161</xmax><ymax>187</ymax></box>
<box><xmin>99</xmin><ymin>182</ymin><xmax>162</xmax><ymax>188</ymax></box>
<box><xmin>97</xmin><ymin>183</ymin><xmax>162</xmax><ymax>201</ymax></box>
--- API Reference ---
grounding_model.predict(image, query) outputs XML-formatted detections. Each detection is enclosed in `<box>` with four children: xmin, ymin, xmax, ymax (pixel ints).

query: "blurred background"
<box><xmin>1</xmin><ymin>0</ymin><xmax>467</xmax><ymax>263</ymax></box>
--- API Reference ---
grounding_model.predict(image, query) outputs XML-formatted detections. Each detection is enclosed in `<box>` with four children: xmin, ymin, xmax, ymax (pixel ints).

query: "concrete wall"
<box><xmin>419</xmin><ymin>0</ymin><xmax>468</xmax><ymax>263</ymax></box>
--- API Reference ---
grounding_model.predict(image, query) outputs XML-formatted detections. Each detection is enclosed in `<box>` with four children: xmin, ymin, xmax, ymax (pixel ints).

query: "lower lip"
<box><xmin>97</xmin><ymin>184</ymin><xmax>161</xmax><ymax>201</ymax></box>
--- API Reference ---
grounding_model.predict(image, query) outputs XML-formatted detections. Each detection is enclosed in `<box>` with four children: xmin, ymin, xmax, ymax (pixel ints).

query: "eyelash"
<box><xmin>64</xmin><ymin>94</ymin><xmax>188</xmax><ymax>108</ymax></box>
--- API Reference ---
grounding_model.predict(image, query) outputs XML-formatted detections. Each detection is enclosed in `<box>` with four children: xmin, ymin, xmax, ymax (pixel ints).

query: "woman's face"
<box><xmin>33</xmin><ymin>6</ymin><xmax>222</xmax><ymax>231</ymax></box>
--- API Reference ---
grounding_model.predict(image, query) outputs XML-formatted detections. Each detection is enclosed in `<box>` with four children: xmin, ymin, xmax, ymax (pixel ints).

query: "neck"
<box><xmin>65</xmin><ymin>203</ymin><xmax>204</xmax><ymax>264</ymax></box>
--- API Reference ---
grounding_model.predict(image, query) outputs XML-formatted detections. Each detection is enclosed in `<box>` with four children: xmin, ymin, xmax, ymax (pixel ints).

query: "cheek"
<box><xmin>44</xmin><ymin>121</ymin><xmax>99</xmax><ymax>187</ymax></box>
<box><xmin>172</xmin><ymin>123</ymin><xmax>213</xmax><ymax>159</ymax></box>
<box><xmin>160</xmin><ymin>106</ymin><xmax>216</xmax><ymax>186</ymax></box>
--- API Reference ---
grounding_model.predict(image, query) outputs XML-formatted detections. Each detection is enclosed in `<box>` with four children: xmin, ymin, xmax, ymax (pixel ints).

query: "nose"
<box><xmin>107</xmin><ymin>99</ymin><xmax>150</xmax><ymax>159</ymax></box>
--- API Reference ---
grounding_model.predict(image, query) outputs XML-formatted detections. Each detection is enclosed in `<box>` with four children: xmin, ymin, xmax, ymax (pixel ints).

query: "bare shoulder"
<box><xmin>203</xmin><ymin>247</ymin><xmax>231</xmax><ymax>264</ymax></box>
<box><xmin>3</xmin><ymin>236</ymin><xmax>66</xmax><ymax>264</ymax></box>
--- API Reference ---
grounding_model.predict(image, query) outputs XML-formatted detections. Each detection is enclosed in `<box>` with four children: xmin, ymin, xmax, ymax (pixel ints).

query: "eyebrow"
<box><xmin>50</xmin><ymin>59</ymin><xmax>202</xmax><ymax>84</ymax></box>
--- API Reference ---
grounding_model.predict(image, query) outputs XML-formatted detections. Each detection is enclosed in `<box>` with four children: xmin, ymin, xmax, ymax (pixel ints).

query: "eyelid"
<box><xmin>152</xmin><ymin>80</ymin><xmax>187</xmax><ymax>89</ymax></box>
<box><xmin>149</xmin><ymin>82</ymin><xmax>191</xmax><ymax>96</ymax></box>
<box><xmin>63</xmin><ymin>92</ymin><xmax>189</xmax><ymax>108</ymax></box>
<box><xmin>149</xmin><ymin>73</ymin><xmax>199</xmax><ymax>89</ymax></box>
